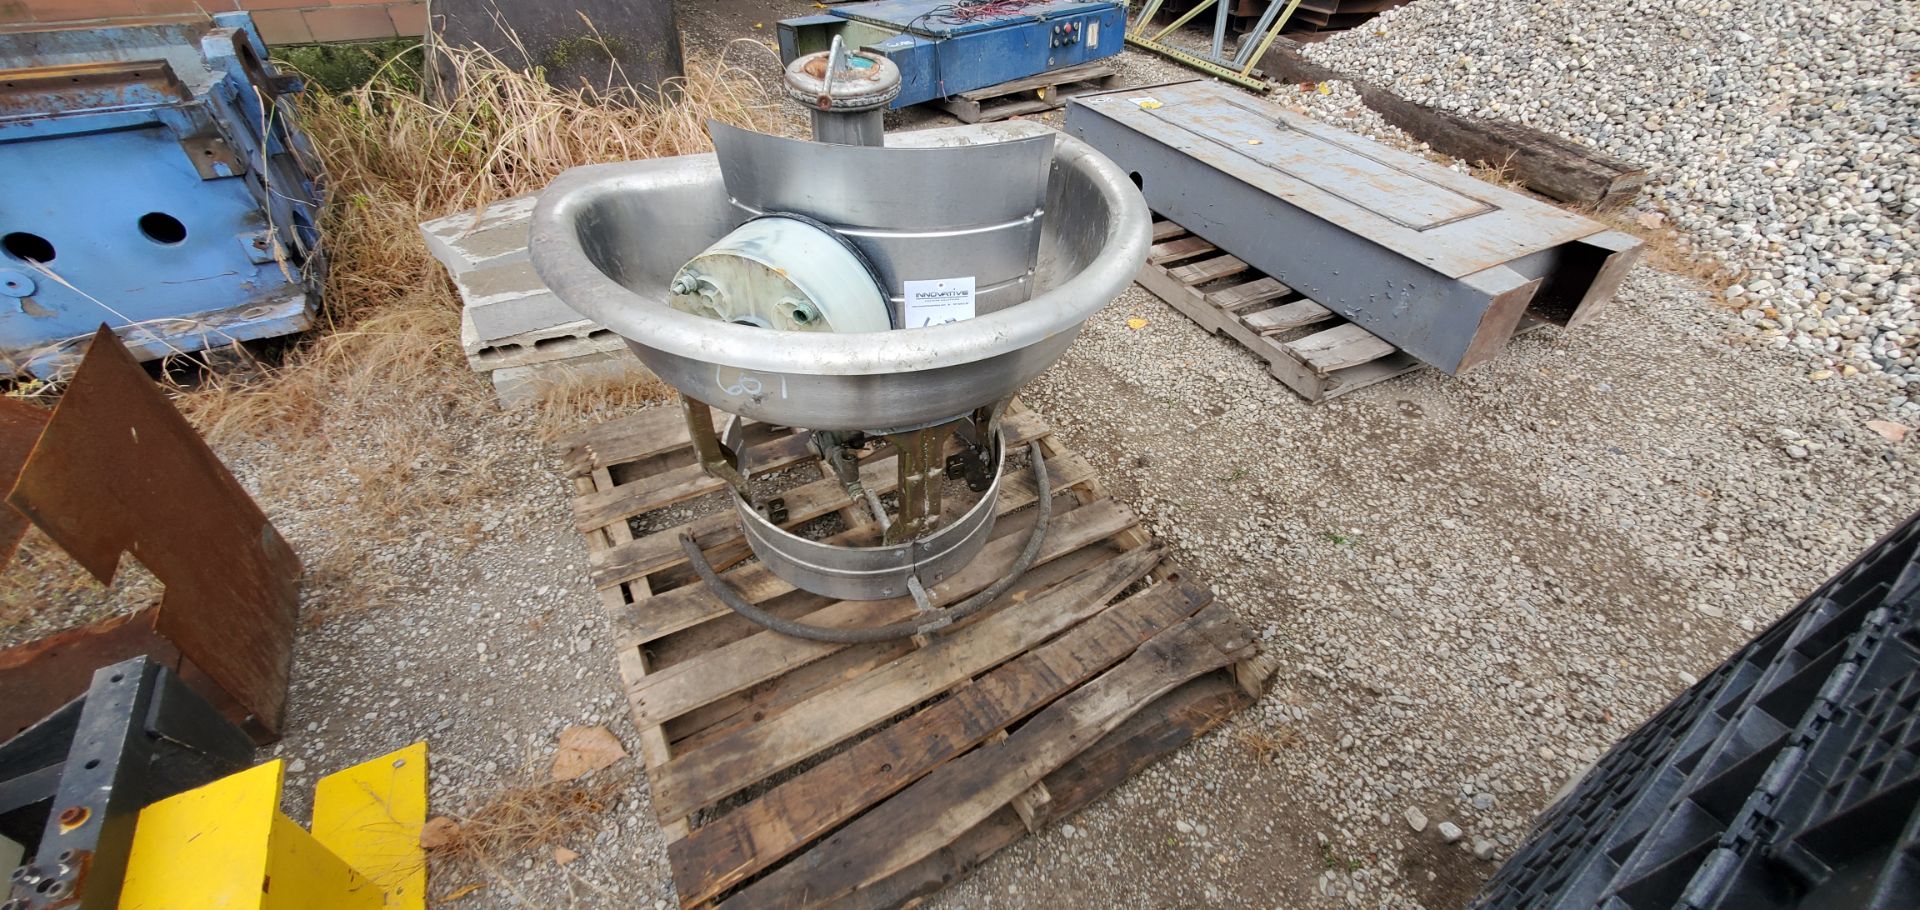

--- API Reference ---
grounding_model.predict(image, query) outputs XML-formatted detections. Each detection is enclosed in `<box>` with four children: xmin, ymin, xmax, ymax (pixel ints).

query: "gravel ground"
<box><xmin>19</xmin><ymin>4</ymin><xmax>1915</xmax><ymax>909</ymax></box>
<box><xmin>1303</xmin><ymin>0</ymin><xmax>1920</xmax><ymax>407</ymax></box>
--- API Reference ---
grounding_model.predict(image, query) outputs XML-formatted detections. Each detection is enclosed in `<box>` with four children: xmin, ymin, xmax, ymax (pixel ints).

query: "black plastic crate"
<box><xmin>1474</xmin><ymin>512</ymin><xmax>1920</xmax><ymax>909</ymax></box>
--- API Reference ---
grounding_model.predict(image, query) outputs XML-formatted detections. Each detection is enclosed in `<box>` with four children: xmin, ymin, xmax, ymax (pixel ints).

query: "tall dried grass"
<box><xmin>183</xmin><ymin>43</ymin><xmax>772</xmax><ymax>441</ymax></box>
<box><xmin>0</xmin><ymin>46</ymin><xmax>774</xmax><ymax>636</ymax></box>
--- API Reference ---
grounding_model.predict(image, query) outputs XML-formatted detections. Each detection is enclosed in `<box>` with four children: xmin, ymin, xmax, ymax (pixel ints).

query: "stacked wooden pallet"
<box><xmin>934</xmin><ymin>60</ymin><xmax>1122</xmax><ymax>124</ymax></box>
<box><xmin>557</xmin><ymin>401</ymin><xmax>1269</xmax><ymax>907</ymax></box>
<box><xmin>420</xmin><ymin>196</ymin><xmax>654</xmax><ymax>406</ymax></box>
<box><xmin>1135</xmin><ymin>217</ymin><xmax>1424</xmax><ymax>403</ymax></box>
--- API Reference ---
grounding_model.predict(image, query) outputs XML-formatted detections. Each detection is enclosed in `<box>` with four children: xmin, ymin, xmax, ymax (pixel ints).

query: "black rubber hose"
<box><xmin>680</xmin><ymin>440</ymin><xmax>1052</xmax><ymax>643</ymax></box>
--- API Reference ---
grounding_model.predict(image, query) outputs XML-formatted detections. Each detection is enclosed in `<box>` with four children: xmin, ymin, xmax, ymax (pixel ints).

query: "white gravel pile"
<box><xmin>1303</xmin><ymin>0</ymin><xmax>1920</xmax><ymax>403</ymax></box>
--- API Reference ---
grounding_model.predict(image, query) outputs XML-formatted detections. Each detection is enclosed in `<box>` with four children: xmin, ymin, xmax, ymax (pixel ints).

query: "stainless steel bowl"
<box><xmin>527</xmin><ymin>127</ymin><xmax>1150</xmax><ymax>430</ymax></box>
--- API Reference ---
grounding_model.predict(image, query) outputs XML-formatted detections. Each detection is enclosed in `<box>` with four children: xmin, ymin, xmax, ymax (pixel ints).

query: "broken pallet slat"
<box><xmin>1166</xmin><ymin>254</ymin><xmax>1248</xmax><ymax>286</ymax></box>
<box><xmin>1286</xmin><ymin>322</ymin><xmax>1398</xmax><ymax>374</ymax></box>
<box><xmin>1242</xmin><ymin>299</ymin><xmax>1333</xmax><ymax>335</ymax></box>
<box><xmin>1148</xmin><ymin>235</ymin><xmax>1214</xmax><ymax>265</ymax></box>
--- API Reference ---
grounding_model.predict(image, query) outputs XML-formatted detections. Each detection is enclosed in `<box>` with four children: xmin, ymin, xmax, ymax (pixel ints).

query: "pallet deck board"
<box><xmin>629</xmin><ymin>499</ymin><xmax>1139</xmax><ymax>749</ymax></box>
<box><xmin>933</xmin><ymin>61</ymin><xmax>1121</xmax><ymax>124</ymax></box>
<box><xmin>650</xmin><ymin>546</ymin><xmax>1162</xmax><ymax>825</ymax></box>
<box><xmin>1166</xmin><ymin>254</ymin><xmax>1249</xmax><ymax>286</ymax></box>
<box><xmin>1289</xmin><ymin>322</ymin><xmax>1400</xmax><ymax>373</ymax></box>
<box><xmin>665</xmin><ymin>570</ymin><xmax>1210</xmax><ymax>906</ymax></box>
<box><xmin>1139</xmin><ymin>216</ymin><xmax>1423</xmax><ymax>403</ymax></box>
<box><xmin>558</xmin><ymin>400</ymin><xmax>1264</xmax><ymax>908</ymax></box>
<box><xmin>1148</xmin><ymin>235</ymin><xmax>1215</xmax><ymax>265</ymax></box>
<box><xmin>1207</xmin><ymin>276</ymin><xmax>1294</xmax><ymax>311</ymax></box>
<box><xmin>719</xmin><ymin>604</ymin><xmax>1256</xmax><ymax>909</ymax></box>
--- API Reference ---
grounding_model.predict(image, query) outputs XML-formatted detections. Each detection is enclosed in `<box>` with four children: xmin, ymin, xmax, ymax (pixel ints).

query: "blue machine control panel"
<box><xmin>778</xmin><ymin>1</ymin><xmax>1125</xmax><ymax>109</ymax></box>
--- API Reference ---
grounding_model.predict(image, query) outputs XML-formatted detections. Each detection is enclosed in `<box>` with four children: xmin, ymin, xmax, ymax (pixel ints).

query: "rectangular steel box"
<box><xmin>777</xmin><ymin>0</ymin><xmax>1125</xmax><ymax>109</ymax></box>
<box><xmin>0</xmin><ymin>13</ymin><xmax>325</xmax><ymax>378</ymax></box>
<box><xmin>1065</xmin><ymin>80</ymin><xmax>1642</xmax><ymax>374</ymax></box>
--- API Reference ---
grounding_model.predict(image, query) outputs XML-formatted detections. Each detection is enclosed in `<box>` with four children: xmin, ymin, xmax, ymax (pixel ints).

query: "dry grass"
<box><xmin>529</xmin><ymin>371</ymin><xmax>676</xmax><ymax>443</ymax></box>
<box><xmin>1456</xmin><ymin>154</ymin><xmax>1745</xmax><ymax>296</ymax></box>
<box><xmin>427</xmin><ymin>771</ymin><xmax>627</xmax><ymax>893</ymax></box>
<box><xmin>191</xmin><ymin>49</ymin><xmax>769</xmax><ymax>608</ymax></box>
<box><xmin>0</xmin><ymin>43</ymin><xmax>775</xmax><ymax>635</ymax></box>
<box><xmin>1592</xmin><ymin>208</ymin><xmax>1747</xmax><ymax>298</ymax></box>
<box><xmin>180</xmin><ymin>41</ymin><xmax>772</xmax><ymax>442</ymax></box>
<box><xmin>1239</xmin><ymin>724</ymin><xmax>1303</xmax><ymax>764</ymax></box>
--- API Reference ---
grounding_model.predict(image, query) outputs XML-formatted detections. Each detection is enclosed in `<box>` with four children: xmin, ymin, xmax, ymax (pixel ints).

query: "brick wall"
<box><xmin>1</xmin><ymin>1</ymin><xmax>429</xmax><ymax>45</ymax></box>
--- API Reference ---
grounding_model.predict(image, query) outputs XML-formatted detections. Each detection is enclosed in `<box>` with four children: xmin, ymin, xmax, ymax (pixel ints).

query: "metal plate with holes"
<box><xmin>0</xmin><ymin>12</ymin><xmax>323</xmax><ymax>379</ymax></box>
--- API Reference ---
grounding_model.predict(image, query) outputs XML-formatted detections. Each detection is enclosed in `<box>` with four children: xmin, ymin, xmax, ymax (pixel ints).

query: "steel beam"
<box><xmin>1064</xmin><ymin>81</ymin><xmax>1642</xmax><ymax>374</ymax></box>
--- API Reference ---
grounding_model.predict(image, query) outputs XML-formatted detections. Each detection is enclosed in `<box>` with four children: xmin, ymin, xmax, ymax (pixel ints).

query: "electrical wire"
<box><xmin>905</xmin><ymin>0</ymin><xmax>1054</xmax><ymax>35</ymax></box>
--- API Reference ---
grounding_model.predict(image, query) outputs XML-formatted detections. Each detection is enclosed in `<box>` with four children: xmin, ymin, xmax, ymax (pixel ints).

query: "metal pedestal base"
<box><xmin>723</xmin><ymin>419</ymin><xmax>1007</xmax><ymax>602</ymax></box>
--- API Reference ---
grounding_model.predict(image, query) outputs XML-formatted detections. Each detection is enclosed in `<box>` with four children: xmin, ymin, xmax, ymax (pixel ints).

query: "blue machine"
<box><xmin>0</xmin><ymin>13</ymin><xmax>324</xmax><ymax>378</ymax></box>
<box><xmin>777</xmin><ymin>0</ymin><xmax>1125</xmax><ymax>109</ymax></box>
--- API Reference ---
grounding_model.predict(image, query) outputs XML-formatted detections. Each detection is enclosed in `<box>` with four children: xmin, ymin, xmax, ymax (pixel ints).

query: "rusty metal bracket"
<box><xmin>681</xmin><ymin>394</ymin><xmax>747</xmax><ymax>497</ymax></box>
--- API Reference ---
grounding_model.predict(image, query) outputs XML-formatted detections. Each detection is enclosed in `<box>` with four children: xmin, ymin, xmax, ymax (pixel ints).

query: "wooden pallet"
<box><xmin>1134</xmin><ymin>217</ymin><xmax>1425</xmax><ymax>403</ymax></box>
<box><xmin>558</xmin><ymin>401</ymin><xmax>1269</xmax><ymax>908</ymax></box>
<box><xmin>934</xmin><ymin>61</ymin><xmax>1122</xmax><ymax>123</ymax></box>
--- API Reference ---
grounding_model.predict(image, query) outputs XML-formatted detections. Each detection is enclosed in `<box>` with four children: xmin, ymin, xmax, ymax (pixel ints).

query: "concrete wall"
<box><xmin>1</xmin><ymin>1</ymin><xmax>428</xmax><ymax>45</ymax></box>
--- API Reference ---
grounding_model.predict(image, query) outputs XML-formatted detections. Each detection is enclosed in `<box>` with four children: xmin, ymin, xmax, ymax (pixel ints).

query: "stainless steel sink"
<box><xmin>528</xmin><ymin>124</ymin><xmax>1150</xmax><ymax>430</ymax></box>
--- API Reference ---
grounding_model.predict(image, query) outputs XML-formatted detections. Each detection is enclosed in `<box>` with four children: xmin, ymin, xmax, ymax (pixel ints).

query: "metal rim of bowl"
<box><xmin>526</xmin><ymin>133</ymin><xmax>1152</xmax><ymax>379</ymax></box>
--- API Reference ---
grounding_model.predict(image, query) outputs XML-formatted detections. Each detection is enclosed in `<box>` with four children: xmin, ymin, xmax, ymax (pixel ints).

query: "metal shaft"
<box><xmin>810</xmin><ymin>108</ymin><xmax>885</xmax><ymax>147</ymax></box>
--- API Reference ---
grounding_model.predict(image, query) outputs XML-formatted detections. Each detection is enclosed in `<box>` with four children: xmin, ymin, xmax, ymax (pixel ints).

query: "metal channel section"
<box><xmin>0</xmin><ymin>13</ymin><xmax>325</xmax><ymax>378</ymax></box>
<box><xmin>1064</xmin><ymin>80</ymin><xmax>1643</xmax><ymax>374</ymax></box>
<box><xmin>0</xmin><ymin>655</ymin><xmax>252</xmax><ymax>910</ymax></box>
<box><xmin>709</xmin><ymin>121</ymin><xmax>1053</xmax><ymax>321</ymax></box>
<box><xmin>724</xmin><ymin>418</ymin><xmax>1006</xmax><ymax>602</ymax></box>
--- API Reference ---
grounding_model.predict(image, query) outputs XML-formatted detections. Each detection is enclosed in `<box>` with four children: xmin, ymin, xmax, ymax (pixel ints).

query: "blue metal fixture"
<box><xmin>777</xmin><ymin>1</ymin><xmax>1125</xmax><ymax>109</ymax></box>
<box><xmin>0</xmin><ymin>13</ymin><xmax>325</xmax><ymax>378</ymax></box>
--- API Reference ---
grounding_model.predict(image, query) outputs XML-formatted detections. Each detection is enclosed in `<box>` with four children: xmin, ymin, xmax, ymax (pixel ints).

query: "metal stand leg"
<box><xmin>682</xmin><ymin>394</ymin><xmax>746</xmax><ymax>496</ymax></box>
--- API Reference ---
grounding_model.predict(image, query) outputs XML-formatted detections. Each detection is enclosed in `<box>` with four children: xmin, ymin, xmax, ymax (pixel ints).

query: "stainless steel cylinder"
<box><xmin>783</xmin><ymin>36</ymin><xmax>900</xmax><ymax>147</ymax></box>
<box><xmin>808</xmin><ymin>108</ymin><xmax>884</xmax><ymax>148</ymax></box>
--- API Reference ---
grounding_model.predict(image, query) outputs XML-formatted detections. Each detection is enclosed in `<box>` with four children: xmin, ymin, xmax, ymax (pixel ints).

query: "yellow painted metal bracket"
<box><xmin>119</xmin><ymin>743</ymin><xmax>428</xmax><ymax>910</ymax></box>
<box><xmin>313</xmin><ymin>742</ymin><xmax>428</xmax><ymax>910</ymax></box>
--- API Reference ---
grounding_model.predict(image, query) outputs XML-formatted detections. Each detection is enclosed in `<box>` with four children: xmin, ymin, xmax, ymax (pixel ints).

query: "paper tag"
<box><xmin>903</xmin><ymin>277</ymin><xmax>976</xmax><ymax>327</ymax></box>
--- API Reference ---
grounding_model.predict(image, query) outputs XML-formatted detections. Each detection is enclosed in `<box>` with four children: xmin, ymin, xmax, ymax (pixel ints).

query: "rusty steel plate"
<box><xmin>5</xmin><ymin>327</ymin><xmax>300</xmax><ymax>735</ymax></box>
